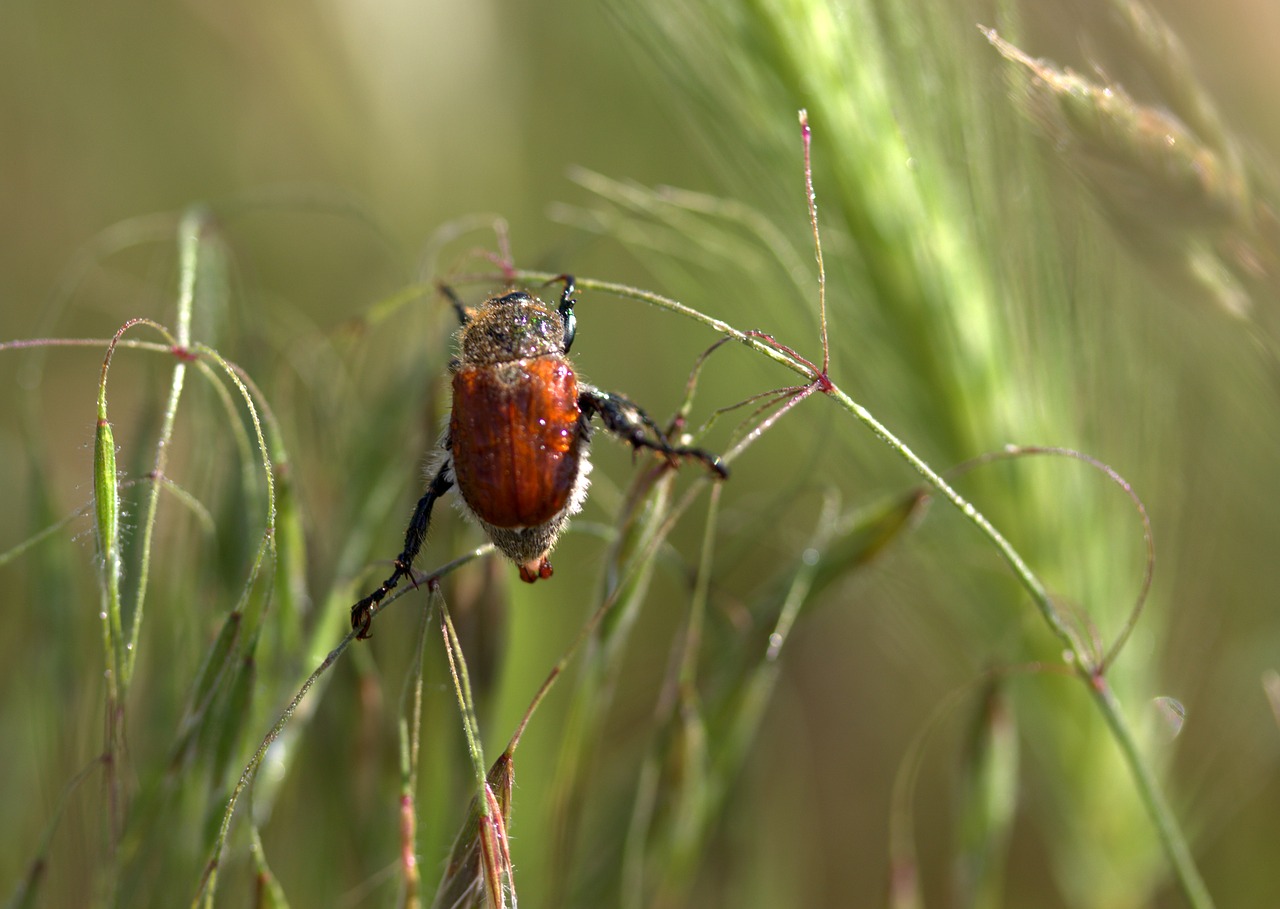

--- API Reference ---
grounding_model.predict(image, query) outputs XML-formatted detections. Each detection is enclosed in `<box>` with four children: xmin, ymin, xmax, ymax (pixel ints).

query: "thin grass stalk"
<box><xmin>440</xmin><ymin>598</ymin><xmax>487</xmax><ymax>793</ymax></box>
<box><xmin>500</xmin><ymin>267</ymin><xmax>1212</xmax><ymax>907</ymax></box>
<box><xmin>195</xmin><ymin>629</ymin><xmax>357</xmax><ymax>909</ymax></box>
<box><xmin>396</xmin><ymin>587</ymin><xmax>435</xmax><ymax>909</ymax></box>
<box><xmin>124</xmin><ymin>209</ymin><xmax>209</xmax><ymax>685</ymax></box>
<box><xmin>94</xmin><ymin>317</ymin><xmax>182</xmax><ymax>855</ymax></box>
<box><xmin>437</xmin><ymin>593</ymin><xmax>522</xmax><ymax>908</ymax></box>
<box><xmin>543</xmin><ymin>468</ymin><xmax>678</xmax><ymax>898</ymax></box>
<box><xmin>195</xmin><ymin>548</ymin><xmax>481</xmax><ymax>909</ymax></box>
<box><xmin>675</xmin><ymin>477</ymin><xmax>721</xmax><ymax>694</ymax></box>
<box><xmin>180</xmin><ymin>345</ymin><xmax>280</xmax><ymax>700</ymax></box>
<box><xmin>439</xmin><ymin>598</ymin><xmax>511</xmax><ymax>907</ymax></box>
<box><xmin>652</xmin><ymin>481</ymin><xmax>723</xmax><ymax>895</ymax></box>
<box><xmin>887</xmin><ymin>669</ymin><xmax>1038</xmax><ymax>909</ymax></box>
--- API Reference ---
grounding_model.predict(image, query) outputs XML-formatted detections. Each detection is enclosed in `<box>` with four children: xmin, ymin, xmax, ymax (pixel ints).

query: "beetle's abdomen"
<box><xmin>450</xmin><ymin>357</ymin><xmax>582</xmax><ymax>529</ymax></box>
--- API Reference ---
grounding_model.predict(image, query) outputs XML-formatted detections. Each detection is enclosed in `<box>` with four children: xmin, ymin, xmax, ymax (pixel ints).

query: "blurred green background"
<box><xmin>3</xmin><ymin>1</ymin><xmax>1279</xmax><ymax>907</ymax></box>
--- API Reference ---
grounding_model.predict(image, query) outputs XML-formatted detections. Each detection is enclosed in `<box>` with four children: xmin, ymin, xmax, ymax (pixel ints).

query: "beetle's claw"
<box><xmin>351</xmin><ymin>598</ymin><xmax>376</xmax><ymax>639</ymax></box>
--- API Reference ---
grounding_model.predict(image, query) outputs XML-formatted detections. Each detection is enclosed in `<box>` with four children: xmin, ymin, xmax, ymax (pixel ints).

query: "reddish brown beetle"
<box><xmin>350</xmin><ymin>276</ymin><xmax>727</xmax><ymax>638</ymax></box>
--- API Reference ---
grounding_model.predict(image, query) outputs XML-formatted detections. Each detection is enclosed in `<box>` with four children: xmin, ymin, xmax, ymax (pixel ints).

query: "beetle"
<box><xmin>350</xmin><ymin>276</ymin><xmax>727</xmax><ymax>638</ymax></box>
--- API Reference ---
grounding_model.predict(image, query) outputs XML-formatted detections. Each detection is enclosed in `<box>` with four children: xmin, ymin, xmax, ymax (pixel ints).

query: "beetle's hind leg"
<box><xmin>579</xmin><ymin>384</ymin><xmax>728</xmax><ymax>478</ymax></box>
<box><xmin>350</xmin><ymin>461</ymin><xmax>455</xmax><ymax>639</ymax></box>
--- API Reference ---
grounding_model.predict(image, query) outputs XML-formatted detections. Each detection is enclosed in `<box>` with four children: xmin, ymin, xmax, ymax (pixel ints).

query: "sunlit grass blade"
<box><xmin>248</xmin><ymin>823</ymin><xmax>291</xmax><ymax>909</ymax></box>
<box><xmin>616</xmin><ymin>480</ymin><xmax>923</xmax><ymax>905</ymax></box>
<box><xmin>208</xmin><ymin>653</ymin><xmax>257</xmax><ymax>792</ymax></box>
<box><xmin>888</xmin><ymin>672</ymin><xmax>1031</xmax><ymax>909</ymax></box>
<box><xmin>543</xmin><ymin>466</ymin><xmax>677</xmax><ymax>892</ymax></box>
<box><xmin>170</xmin><ymin>612</ymin><xmax>243</xmax><ymax>766</ymax></box>
<box><xmin>270</xmin><ymin>453</ymin><xmax>309</xmax><ymax>666</ymax></box>
<box><xmin>2</xmin><ymin>759</ymin><xmax>101</xmax><ymax>909</ymax></box>
<box><xmin>952</xmin><ymin>682</ymin><xmax>1019</xmax><ymax>909</ymax></box>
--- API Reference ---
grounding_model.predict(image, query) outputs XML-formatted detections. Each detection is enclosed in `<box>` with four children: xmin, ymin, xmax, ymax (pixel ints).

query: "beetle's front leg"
<box><xmin>438</xmin><ymin>283</ymin><xmax>473</xmax><ymax>326</ymax></box>
<box><xmin>543</xmin><ymin>273</ymin><xmax>577</xmax><ymax>352</ymax></box>
<box><xmin>579</xmin><ymin>384</ymin><xmax>728</xmax><ymax>478</ymax></box>
<box><xmin>350</xmin><ymin>460</ymin><xmax>455</xmax><ymax>639</ymax></box>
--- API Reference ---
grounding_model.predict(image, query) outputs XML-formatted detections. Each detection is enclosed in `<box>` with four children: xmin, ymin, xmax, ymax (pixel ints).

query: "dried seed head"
<box><xmin>984</xmin><ymin>27</ymin><xmax>1248</xmax><ymax>232</ymax></box>
<box><xmin>432</xmin><ymin>753</ymin><xmax>517</xmax><ymax>909</ymax></box>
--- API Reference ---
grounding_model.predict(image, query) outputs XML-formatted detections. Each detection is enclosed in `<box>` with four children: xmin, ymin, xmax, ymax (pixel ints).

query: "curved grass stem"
<box><xmin>499</xmin><ymin>267</ymin><xmax>1214</xmax><ymax>909</ymax></box>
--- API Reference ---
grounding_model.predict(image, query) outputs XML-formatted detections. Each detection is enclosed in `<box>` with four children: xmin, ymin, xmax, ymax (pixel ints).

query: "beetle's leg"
<box><xmin>438</xmin><ymin>283</ymin><xmax>472</xmax><ymax>325</ymax></box>
<box><xmin>542</xmin><ymin>273</ymin><xmax>577</xmax><ymax>353</ymax></box>
<box><xmin>579</xmin><ymin>384</ymin><xmax>728</xmax><ymax>478</ymax></box>
<box><xmin>350</xmin><ymin>461</ymin><xmax>455</xmax><ymax>639</ymax></box>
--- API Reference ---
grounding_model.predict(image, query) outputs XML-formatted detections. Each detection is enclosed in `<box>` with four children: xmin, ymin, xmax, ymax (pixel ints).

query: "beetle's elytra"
<box><xmin>350</xmin><ymin>276</ymin><xmax>727</xmax><ymax>638</ymax></box>
<box><xmin>451</xmin><ymin>357</ymin><xmax>580</xmax><ymax>530</ymax></box>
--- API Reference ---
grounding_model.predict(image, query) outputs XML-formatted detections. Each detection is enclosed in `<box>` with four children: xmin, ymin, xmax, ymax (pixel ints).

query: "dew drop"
<box><xmin>1153</xmin><ymin>696</ymin><xmax>1186</xmax><ymax>740</ymax></box>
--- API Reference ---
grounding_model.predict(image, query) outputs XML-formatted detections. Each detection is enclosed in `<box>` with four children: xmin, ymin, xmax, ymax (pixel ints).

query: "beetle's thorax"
<box><xmin>459</xmin><ymin>292</ymin><xmax>567</xmax><ymax>366</ymax></box>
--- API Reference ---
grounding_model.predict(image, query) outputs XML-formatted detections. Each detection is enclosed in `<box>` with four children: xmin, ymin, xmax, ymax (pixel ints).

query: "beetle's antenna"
<box><xmin>799</xmin><ymin>109</ymin><xmax>829</xmax><ymax>377</ymax></box>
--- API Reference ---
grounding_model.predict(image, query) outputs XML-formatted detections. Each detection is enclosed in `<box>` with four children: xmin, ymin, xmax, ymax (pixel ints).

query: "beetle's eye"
<box><xmin>493</xmin><ymin>291</ymin><xmax>532</xmax><ymax>307</ymax></box>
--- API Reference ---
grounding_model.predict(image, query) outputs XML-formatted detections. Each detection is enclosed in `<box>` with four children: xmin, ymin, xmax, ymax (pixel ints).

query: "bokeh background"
<box><xmin>2</xmin><ymin>1</ymin><xmax>1279</xmax><ymax>907</ymax></box>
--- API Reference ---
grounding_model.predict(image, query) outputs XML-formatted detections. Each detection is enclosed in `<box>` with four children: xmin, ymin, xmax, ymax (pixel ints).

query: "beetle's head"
<box><xmin>458</xmin><ymin>291</ymin><xmax>572</xmax><ymax>365</ymax></box>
